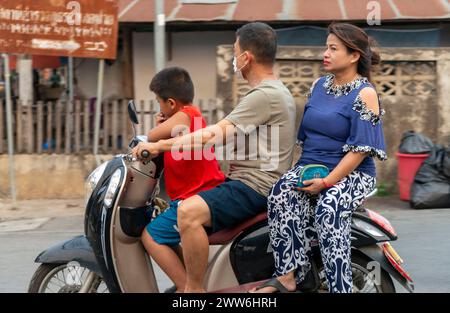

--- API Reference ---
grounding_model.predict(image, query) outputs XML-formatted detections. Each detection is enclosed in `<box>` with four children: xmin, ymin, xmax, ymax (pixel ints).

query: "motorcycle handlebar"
<box><xmin>141</xmin><ymin>150</ymin><xmax>150</xmax><ymax>159</ymax></box>
<box><xmin>123</xmin><ymin>149</ymin><xmax>150</xmax><ymax>163</ymax></box>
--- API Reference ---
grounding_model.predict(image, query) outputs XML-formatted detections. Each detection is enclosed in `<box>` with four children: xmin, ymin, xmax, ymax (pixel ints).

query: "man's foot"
<box><xmin>248</xmin><ymin>276</ymin><xmax>297</xmax><ymax>293</ymax></box>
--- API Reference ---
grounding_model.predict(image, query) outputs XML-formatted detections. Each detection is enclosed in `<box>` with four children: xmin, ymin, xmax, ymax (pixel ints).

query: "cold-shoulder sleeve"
<box><xmin>343</xmin><ymin>93</ymin><xmax>387</xmax><ymax>161</ymax></box>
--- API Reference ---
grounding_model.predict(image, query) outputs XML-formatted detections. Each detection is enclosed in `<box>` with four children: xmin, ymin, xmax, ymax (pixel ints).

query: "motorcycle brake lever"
<box><xmin>124</xmin><ymin>153</ymin><xmax>137</xmax><ymax>162</ymax></box>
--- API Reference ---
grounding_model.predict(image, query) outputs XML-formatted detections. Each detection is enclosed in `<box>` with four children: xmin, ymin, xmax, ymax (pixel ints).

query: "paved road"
<box><xmin>0</xmin><ymin>215</ymin><xmax>172</xmax><ymax>293</ymax></box>
<box><xmin>1</xmin><ymin>208</ymin><xmax>449</xmax><ymax>293</ymax></box>
<box><xmin>377</xmin><ymin>208</ymin><xmax>450</xmax><ymax>293</ymax></box>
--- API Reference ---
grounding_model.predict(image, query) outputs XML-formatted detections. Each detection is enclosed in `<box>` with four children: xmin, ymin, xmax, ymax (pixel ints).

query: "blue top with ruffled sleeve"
<box><xmin>297</xmin><ymin>75</ymin><xmax>387</xmax><ymax>177</ymax></box>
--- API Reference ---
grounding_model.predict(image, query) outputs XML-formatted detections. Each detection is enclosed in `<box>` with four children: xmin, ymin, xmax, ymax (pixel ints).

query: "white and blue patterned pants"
<box><xmin>268</xmin><ymin>164</ymin><xmax>376</xmax><ymax>293</ymax></box>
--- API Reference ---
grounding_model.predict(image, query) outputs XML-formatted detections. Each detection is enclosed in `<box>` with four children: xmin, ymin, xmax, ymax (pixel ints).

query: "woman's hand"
<box><xmin>295</xmin><ymin>178</ymin><xmax>326</xmax><ymax>195</ymax></box>
<box><xmin>131</xmin><ymin>142</ymin><xmax>161</xmax><ymax>160</ymax></box>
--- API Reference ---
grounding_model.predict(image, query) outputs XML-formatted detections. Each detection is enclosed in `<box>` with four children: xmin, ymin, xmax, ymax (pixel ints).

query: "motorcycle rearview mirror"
<box><xmin>128</xmin><ymin>100</ymin><xmax>139</xmax><ymax>124</ymax></box>
<box><xmin>128</xmin><ymin>100</ymin><xmax>139</xmax><ymax>138</ymax></box>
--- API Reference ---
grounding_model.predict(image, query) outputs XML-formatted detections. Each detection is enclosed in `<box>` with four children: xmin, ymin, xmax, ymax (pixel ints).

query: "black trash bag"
<box><xmin>410</xmin><ymin>146</ymin><xmax>450</xmax><ymax>209</ymax></box>
<box><xmin>399</xmin><ymin>130</ymin><xmax>434</xmax><ymax>154</ymax></box>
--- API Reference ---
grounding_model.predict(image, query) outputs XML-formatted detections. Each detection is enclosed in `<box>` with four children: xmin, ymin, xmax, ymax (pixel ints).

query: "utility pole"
<box><xmin>93</xmin><ymin>59</ymin><xmax>105</xmax><ymax>166</ymax></box>
<box><xmin>154</xmin><ymin>0</ymin><xmax>166</xmax><ymax>72</ymax></box>
<box><xmin>2</xmin><ymin>53</ymin><xmax>17</xmax><ymax>202</ymax></box>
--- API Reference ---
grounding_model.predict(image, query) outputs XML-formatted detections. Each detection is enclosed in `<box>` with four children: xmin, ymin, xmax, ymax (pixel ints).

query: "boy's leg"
<box><xmin>141</xmin><ymin>201</ymin><xmax>187</xmax><ymax>292</ymax></box>
<box><xmin>141</xmin><ymin>230</ymin><xmax>186</xmax><ymax>292</ymax></box>
<box><xmin>177</xmin><ymin>195</ymin><xmax>212</xmax><ymax>293</ymax></box>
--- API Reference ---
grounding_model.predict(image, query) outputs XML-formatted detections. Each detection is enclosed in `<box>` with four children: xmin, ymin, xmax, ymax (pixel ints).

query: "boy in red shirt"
<box><xmin>137</xmin><ymin>67</ymin><xmax>225</xmax><ymax>292</ymax></box>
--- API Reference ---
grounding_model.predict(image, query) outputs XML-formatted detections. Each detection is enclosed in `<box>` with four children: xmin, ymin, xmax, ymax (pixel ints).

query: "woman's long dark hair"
<box><xmin>328</xmin><ymin>23</ymin><xmax>381</xmax><ymax>82</ymax></box>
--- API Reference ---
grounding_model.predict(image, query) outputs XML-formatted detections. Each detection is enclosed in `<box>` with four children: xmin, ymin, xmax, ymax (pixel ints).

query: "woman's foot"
<box><xmin>248</xmin><ymin>274</ymin><xmax>297</xmax><ymax>293</ymax></box>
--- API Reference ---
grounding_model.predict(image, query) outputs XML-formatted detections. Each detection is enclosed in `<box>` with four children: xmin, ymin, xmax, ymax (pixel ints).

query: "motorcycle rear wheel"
<box><xmin>317</xmin><ymin>254</ymin><xmax>396</xmax><ymax>293</ymax></box>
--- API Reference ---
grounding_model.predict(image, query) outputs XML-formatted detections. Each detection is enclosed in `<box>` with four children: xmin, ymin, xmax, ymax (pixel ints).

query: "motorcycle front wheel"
<box><xmin>28</xmin><ymin>263</ymin><xmax>109</xmax><ymax>293</ymax></box>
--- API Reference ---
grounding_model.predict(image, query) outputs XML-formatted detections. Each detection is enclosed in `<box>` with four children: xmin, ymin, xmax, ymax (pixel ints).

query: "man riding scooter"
<box><xmin>133</xmin><ymin>22</ymin><xmax>297</xmax><ymax>293</ymax></box>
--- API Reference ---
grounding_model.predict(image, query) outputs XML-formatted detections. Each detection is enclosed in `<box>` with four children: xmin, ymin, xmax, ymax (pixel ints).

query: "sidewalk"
<box><xmin>365</xmin><ymin>195</ymin><xmax>412</xmax><ymax>212</ymax></box>
<box><xmin>0</xmin><ymin>195</ymin><xmax>411</xmax><ymax>222</ymax></box>
<box><xmin>0</xmin><ymin>198</ymin><xmax>85</xmax><ymax>222</ymax></box>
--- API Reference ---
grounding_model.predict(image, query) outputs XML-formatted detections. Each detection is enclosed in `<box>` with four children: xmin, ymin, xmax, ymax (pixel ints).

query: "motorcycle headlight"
<box><xmin>85</xmin><ymin>162</ymin><xmax>108</xmax><ymax>204</ymax></box>
<box><xmin>104</xmin><ymin>169</ymin><xmax>122</xmax><ymax>208</ymax></box>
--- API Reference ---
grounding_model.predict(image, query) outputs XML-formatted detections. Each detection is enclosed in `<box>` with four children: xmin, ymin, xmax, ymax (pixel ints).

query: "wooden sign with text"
<box><xmin>0</xmin><ymin>0</ymin><xmax>118</xmax><ymax>59</ymax></box>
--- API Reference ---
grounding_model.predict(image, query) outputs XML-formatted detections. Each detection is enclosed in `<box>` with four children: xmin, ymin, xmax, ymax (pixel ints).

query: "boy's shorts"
<box><xmin>146</xmin><ymin>200</ymin><xmax>182</xmax><ymax>246</ymax></box>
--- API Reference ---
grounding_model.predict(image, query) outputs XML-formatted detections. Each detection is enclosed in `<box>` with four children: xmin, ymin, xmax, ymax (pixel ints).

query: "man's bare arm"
<box><xmin>132</xmin><ymin>119</ymin><xmax>236</xmax><ymax>158</ymax></box>
<box><xmin>157</xmin><ymin>119</ymin><xmax>235</xmax><ymax>152</ymax></box>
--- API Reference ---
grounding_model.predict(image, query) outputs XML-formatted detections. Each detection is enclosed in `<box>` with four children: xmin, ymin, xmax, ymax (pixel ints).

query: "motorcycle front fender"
<box><xmin>356</xmin><ymin>245</ymin><xmax>414</xmax><ymax>293</ymax></box>
<box><xmin>34</xmin><ymin>235</ymin><xmax>101</xmax><ymax>276</ymax></box>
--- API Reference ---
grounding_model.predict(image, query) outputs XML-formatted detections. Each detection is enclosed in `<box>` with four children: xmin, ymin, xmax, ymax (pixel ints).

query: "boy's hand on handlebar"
<box><xmin>132</xmin><ymin>142</ymin><xmax>161</xmax><ymax>160</ymax></box>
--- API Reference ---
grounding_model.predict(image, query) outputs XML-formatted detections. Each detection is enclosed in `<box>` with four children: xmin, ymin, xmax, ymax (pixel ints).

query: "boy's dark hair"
<box><xmin>236</xmin><ymin>22</ymin><xmax>277</xmax><ymax>65</ymax></box>
<box><xmin>149</xmin><ymin>67</ymin><xmax>194</xmax><ymax>104</ymax></box>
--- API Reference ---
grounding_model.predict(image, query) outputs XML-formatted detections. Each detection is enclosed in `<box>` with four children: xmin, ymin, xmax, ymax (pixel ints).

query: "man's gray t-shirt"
<box><xmin>224</xmin><ymin>80</ymin><xmax>296</xmax><ymax>196</ymax></box>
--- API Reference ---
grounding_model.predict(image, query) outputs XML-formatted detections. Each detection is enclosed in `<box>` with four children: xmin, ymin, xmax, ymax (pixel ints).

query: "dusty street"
<box><xmin>0</xmin><ymin>196</ymin><xmax>449</xmax><ymax>293</ymax></box>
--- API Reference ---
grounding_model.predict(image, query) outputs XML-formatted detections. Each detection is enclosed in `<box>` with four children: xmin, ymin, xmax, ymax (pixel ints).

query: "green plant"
<box><xmin>376</xmin><ymin>181</ymin><xmax>394</xmax><ymax>197</ymax></box>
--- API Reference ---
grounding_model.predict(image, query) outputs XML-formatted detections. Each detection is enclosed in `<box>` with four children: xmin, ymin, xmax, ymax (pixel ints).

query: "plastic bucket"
<box><xmin>396</xmin><ymin>152</ymin><xmax>430</xmax><ymax>201</ymax></box>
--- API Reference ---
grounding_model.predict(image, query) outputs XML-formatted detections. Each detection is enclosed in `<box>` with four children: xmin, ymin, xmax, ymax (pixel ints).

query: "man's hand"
<box><xmin>295</xmin><ymin>178</ymin><xmax>326</xmax><ymax>195</ymax></box>
<box><xmin>132</xmin><ymin>142</ymin><xmax>161</xmax><ymax>160</ymax></box>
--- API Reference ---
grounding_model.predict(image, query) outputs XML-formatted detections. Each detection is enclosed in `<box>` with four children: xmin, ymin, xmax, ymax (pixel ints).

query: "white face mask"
<box><xmin>233</xmin><ymin>52</ymin><xmax>247</xmax><ymax>75</ymax></box>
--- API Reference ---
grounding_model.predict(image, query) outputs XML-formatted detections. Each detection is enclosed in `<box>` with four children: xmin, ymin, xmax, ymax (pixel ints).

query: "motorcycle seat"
<box><xmin>208</xmin><ymin>212</ymin><xmax>267</xmax><ymax>245</ymax></box>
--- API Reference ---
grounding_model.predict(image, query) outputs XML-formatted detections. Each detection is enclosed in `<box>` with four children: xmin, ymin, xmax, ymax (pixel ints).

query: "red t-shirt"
<box><xmin>164</xmin><ymin>105</ymin><xmax>225</xmax><ymax>200</ymax></box>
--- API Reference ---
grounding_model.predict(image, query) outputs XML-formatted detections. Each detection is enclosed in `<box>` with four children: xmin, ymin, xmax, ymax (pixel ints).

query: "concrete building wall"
<box><xmin>132</xmin><ymin>31</ymin><xmax>235</xmax><ymax>102</ymax></box>
<box><xmin>75</xmin><ymin>55</ymin><xmax>125</xmax><ymax>101</ymax></box>
<box><xmin>0</xmin><ymin>155</ymin><xmax>111</xmax><ymax>200</ymax></box>
<box><xmin>74</xmin><ymin>31</ymin><xmax>235</xmax><ymax>105</ymax></box>
<box><xmin>217</xmin><ymin>45</ymin><xmax>450</xmax><ymax>188</ymax></box>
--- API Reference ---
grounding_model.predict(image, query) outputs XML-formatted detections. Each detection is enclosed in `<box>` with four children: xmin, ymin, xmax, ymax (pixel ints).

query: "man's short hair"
<box><xmin>149</xmin><ymin>67</ymin><xmax>194</xmax><ymax>103</ymax></box>
<box><xmin>236</xmin><ymin>22</ymin><xmax>277</xmax><ymax>65</ymax></box>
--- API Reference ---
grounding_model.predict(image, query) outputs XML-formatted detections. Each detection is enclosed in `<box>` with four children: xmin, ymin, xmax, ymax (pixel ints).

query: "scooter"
<box><xmin>28</xmin><ymin>101</ymin><xmax>414</xmax><ymax>293</ymax></box>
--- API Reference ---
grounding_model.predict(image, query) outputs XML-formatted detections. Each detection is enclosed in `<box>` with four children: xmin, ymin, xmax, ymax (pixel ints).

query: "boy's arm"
<box><xmin>147</xmin><ymin>111</ymin><xmax>191</xmax><ymax>142</ymax></box>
